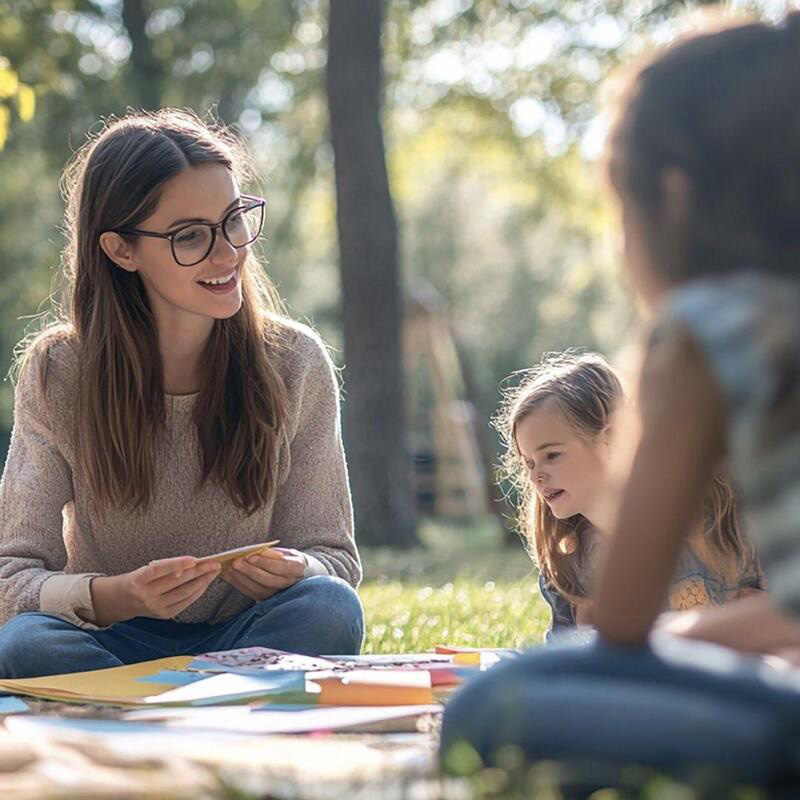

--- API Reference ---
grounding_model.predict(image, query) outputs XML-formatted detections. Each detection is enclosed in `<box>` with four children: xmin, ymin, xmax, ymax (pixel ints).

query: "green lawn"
<box><xmin>358</xmin><ymin>517</ymin><xmax>550</xmax><ymax>653</ymax></box>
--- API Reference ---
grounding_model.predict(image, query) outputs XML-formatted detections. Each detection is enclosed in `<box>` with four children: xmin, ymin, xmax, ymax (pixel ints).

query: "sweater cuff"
<box><xmin>39</xmin><ymin>573</ymin><xmax>104</xmax><ymax>630</ymax></box>
<box><xmin>302</xmin><ymin>553</ymin><xmax>329</xmax><ymax>578</ymax></box>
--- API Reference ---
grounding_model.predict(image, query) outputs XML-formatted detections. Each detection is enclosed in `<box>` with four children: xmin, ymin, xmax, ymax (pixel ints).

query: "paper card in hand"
<box><xmin>195</xmin><ymin>540</ymin><xmax>280</xmax><ymax>567</ymax></box>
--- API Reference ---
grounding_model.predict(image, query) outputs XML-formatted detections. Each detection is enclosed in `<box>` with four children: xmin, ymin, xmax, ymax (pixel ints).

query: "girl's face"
<box><xmin>104</xmin><ymin>163</ymin><xmax>248</xmax><ymax>331</ymax></box>
<box><xmin>514</xmin><ymin>401</ymin><xmax>610</xmax><ymax>524</ymax></box>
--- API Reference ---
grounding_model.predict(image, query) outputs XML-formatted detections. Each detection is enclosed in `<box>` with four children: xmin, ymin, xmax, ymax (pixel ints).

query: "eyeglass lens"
<box><xmin>172</xmin><ymin>204</ymin><xmax>264</xmax><ymax>266</ymax></box>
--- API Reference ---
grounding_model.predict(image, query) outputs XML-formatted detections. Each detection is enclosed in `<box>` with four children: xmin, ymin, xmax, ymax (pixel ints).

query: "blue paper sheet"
<box><xmin>136</xmin><ymin>670</ymin><xmax>209</xmax><ymax>686</ymax></box>
<box><xmin>0</xmin><ymin>696</ymin><xmax>29</xmax><ymax>714</ymax></box>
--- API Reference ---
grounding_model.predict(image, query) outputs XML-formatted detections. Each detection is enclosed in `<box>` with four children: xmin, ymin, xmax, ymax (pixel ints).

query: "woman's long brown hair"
<box><xmin>19</xmin><ymin>109</ymin><xmax>289</xmax><ymax>515</ymax></box>
<box><xmin>495</xmin><ymin>351</ymin><xmax>747</xmax><ymax>607</ymax></box>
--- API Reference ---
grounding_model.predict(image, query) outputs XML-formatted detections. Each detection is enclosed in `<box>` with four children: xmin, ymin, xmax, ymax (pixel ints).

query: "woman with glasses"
<box><xmin>0</xmin><ymin>109</ymin><xmax>363</xmax><ymax>678</ymax></box>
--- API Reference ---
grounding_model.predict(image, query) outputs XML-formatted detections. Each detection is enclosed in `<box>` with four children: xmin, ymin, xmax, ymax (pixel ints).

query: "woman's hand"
<box><xmin>223</xmin><ymin>547</ymin><xmax>307</xmax><ymax>601</ymax></box>
<box><xmin>90</xmin><ymin>557</ymin><xmax>221</xmax><ymax>627</ymax></box>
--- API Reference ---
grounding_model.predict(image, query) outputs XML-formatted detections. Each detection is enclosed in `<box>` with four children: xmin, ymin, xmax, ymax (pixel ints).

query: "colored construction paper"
<box><xmin>136</xmin><ymin>670</ymin><xmax>209</xmax><ymax>686</ymax></box>
<box><xmin>0</xmin><ymin>656</ymin><xmax>194</xmax><ymax>704</ymax></box>
<box><xmin>0</xmin><ymin>696</ymin><xmax>29</xmax><ymax>714</ymax></box>
<box><xmin>311</xmin><ymin>669</ymin><xmax>434</xmax><ymax>706</ymax></box>
<box><xmin>144</xmin><ymin>670</ymin><xmax>309</xmax><ymax>706</ymax></box>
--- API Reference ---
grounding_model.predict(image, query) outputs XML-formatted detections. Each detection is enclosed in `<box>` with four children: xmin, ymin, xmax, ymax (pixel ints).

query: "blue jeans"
<box><xmin>0</xmin><ymin>575</ymin><xmax>364</xmax><ymax>679</ymax></box>
<box><xmin>440</xmin><ymin>633</ymin><xmax>800</xmax><ymax>787</ymax></box>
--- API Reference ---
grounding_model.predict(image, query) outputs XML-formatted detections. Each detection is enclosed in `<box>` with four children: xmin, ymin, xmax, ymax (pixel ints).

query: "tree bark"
<box><xmin>326</xmin><ymin>0</ymin><xmax>417</xmax><ymax>547</ymax></box>
<box><xmin>122</xmin><ymin>0</ymin><xmax>164</xmax><ymax>109</ymax></box>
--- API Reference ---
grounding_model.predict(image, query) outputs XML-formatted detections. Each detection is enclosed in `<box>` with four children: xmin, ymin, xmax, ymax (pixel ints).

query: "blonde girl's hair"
<box><xmin>18</xmin><ymin>108</ymin><xmax>289</xmax><ymax>515</ymax></box>
<box><xmin>494</xmin><ymin>352</ymin><xmax>623</xmax><ymax>606</ymax></box>
<box><xmin>495</xmin><ymin>351</ymin><xmax>748</xmax><ymax>606</ymax></box>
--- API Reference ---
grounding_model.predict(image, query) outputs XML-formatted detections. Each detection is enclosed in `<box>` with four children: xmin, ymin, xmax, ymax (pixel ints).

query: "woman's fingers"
<box><xmin>162</xmin><ymin>573</ymin><xmax>221</xmax><ymax>617</ymax></box>
<box><xmin>143</xmin><ymin>556</ymin><xmax>197</xmax><ymax>584</ymax></box>
<box><xmin>148</xmin><ymin>562</ymin><xmax>218</xmax><ymax>593</ymax></box>
<box><xmin>223</xmin><ymin>569</ymin><xmax>275</xmax><ymax>601</ymax></box>
<box><xmin>233</xmin><ymin>558</ymin><xmax>296</xmax><ymax>588</ymax></box>
<box><xmin>159</xmin><ymin>567</ymin><xmax>220</xmax><ymax>608</ymax></box>
<box><xmin>246</xmin><ymin>553</ymin><xmax>305</xmax><ymax>579</ymax></box>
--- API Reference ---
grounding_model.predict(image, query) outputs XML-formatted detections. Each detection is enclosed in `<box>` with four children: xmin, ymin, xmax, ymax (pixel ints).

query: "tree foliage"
<box><xmin>0</xmin><ymin>0</ymin><xmax>785</xmax><ymax>531</ymax></box>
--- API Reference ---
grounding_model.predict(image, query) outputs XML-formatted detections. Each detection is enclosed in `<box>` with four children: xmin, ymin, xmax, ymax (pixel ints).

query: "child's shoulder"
<box><xmin>651</xmin><ymin>271</ymin><xmax>800</xmax><ymax>411</ymax></box>
<box><xmin>658</xmin><ymin>271</ymin><xmax>800</xmax><ymax>350</ymax></box>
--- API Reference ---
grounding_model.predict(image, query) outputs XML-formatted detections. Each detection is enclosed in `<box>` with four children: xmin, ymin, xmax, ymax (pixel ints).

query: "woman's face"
<box><xmin>108</xmin><ymin>163</ymin><xmax>249</xmax><ymax>330</ymax></box>
<box><xmin>514</xmin><ymin>401</ymin><xmax>610</xmax><ymax>525</ymax></box>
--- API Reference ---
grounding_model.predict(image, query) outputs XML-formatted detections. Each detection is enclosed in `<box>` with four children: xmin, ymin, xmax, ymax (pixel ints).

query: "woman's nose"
<box><xmin>210</xmin><ymin>229</ymin><xmax>238</xmax><ymax>263</ymax></box>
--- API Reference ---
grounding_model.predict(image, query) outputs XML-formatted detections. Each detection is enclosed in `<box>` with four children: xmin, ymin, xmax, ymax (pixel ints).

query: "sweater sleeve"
<box><xmin>271</xmin><ymin>331</ymin><xmax>362</xmax><ymax>587</ymax></box>
<box><xmin>0</xmin><ymin>354</ymin><xmax>101</xmax><ymax>628</ymax></box>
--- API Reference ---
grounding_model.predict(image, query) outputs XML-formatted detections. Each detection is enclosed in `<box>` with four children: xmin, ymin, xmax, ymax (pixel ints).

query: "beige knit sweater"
<box><xmin>0</xmin><ymin>320</ymin><xmax>360</xmax><ymax>630</ymax></box>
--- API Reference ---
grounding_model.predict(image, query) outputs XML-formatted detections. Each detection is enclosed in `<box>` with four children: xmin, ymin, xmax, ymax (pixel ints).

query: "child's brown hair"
<box><xmin>606</xmin><ymin>11</ymin><xmax>800</xmax><ymax>283</ymax></box>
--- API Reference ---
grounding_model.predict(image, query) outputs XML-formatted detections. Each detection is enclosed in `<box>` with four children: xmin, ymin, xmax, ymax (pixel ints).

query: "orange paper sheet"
<box><xmin>311</xmin><ymin>669</ymin><xmax>434</xmax><ymax>706</ymax></box>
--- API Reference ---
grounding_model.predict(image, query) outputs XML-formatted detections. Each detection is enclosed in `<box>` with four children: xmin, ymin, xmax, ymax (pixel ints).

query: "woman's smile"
<box><xmin>196</xmin><ymin>268</ymin><xmax>239</xmax><ymax>294</ymax></box>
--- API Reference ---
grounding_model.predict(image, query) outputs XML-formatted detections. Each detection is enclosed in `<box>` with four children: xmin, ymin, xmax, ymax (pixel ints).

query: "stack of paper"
<box><xmin>0</xmin><ymin>656</ymin><xmax>195</xmax><ymax>705</ymax></box>
<box><xmin>0</xmin><ymin>643</ymin><xmax>521</xmax><ymax>739</ymax></box>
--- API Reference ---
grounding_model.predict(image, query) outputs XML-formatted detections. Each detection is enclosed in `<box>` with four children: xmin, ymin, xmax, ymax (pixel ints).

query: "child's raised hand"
<box><xmin>223</xmin><ymin>547</ymin><xmax>307</xmax><ymax>601</ymax></box>
<box><xmin>90</xmin><ymin>556</ymin><xmax>221</xmax><ymax>626</ymax></box>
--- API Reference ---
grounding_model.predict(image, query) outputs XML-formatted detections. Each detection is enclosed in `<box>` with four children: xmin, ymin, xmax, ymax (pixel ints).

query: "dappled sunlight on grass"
<box><xmin>360</xmin><ymin>577</ymin><xmax>548</xmax><ymax>653</ymax></box>
<box><xmin>359</xmin><ymin>518</ymin><xmax>548</xmax><ymax>653</ymax></box>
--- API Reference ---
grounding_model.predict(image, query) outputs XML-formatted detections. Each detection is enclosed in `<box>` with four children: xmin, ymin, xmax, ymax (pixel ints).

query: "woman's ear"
<box><xmin>99</xmin><ymin>232</ymin><xmax>138</xmax><ymax>273</ymax></box>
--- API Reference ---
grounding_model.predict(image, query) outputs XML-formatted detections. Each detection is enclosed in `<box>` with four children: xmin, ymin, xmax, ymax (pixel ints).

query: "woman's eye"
<box><xmin>175</xmin><ymin>230</ymin><xmax>201</xmax><ymax>244</ymax></box>
<box><xmin>546</xmin><ymin>452</ymin><xmax>561</xmax><ymax>461</ymax></box>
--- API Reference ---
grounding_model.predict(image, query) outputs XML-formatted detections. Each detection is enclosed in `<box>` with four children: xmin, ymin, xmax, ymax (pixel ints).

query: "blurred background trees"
<box><xmin>0</xmin><ymin>0</ymin><xmax>784</xmax><ymax>545</ymax></box>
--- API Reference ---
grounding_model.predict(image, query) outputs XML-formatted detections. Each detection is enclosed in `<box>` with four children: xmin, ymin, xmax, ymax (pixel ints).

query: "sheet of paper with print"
<box><xmin>188</xmin><ymin>647</ymin><xmax>337</xmax><ymax>673</ymax></box>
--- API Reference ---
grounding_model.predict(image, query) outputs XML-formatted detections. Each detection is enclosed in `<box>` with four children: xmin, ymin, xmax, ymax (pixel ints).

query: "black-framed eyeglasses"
<box><xmin>111</xmin><ymin>195</ymin><xmax>266</xmax><ymax>267</ymax></box>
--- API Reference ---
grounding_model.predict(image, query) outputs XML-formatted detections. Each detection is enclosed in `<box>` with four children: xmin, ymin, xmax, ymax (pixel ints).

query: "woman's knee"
<box><xmin>278</xmin><ymin>575</ymin><xmax>364</xmax><ymax>654</ymax></box>
<box><xmin>0</xmin><ymin>613</ymin><xmax>79</xmax><ymax>678</ymax></box>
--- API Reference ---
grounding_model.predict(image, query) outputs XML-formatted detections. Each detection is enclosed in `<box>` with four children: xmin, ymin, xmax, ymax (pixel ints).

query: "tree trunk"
<box><xmin>122</xmin><ymin>0</ymin><xmax>164</xmax><ymax>110</ymax></box>
<box><xmin>326</xmin><ymin>0</ymin><xmax>417</xmax><ymax>547</ymax></box>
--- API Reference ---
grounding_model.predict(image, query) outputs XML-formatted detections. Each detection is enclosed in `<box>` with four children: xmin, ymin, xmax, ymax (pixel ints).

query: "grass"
<box><xmin>358</xmin><ymin>516</ymin><xmax>550</xmax><ymax>653</ymax></box>
<box><xmin>356</xmin><ymin>520</ymin><xmax>773</xmax><ymax>799</ymax></box>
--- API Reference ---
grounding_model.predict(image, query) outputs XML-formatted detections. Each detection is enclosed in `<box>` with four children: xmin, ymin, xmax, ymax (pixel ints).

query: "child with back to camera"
<box><xmin>496</xmin><ymin>351</ymin><xmax>764</xmax><ymax>641</ymax></box>
<box><xmin>442</xmin><ymin>14</ymin><xmax>800</xmax><ymax>783</ymax></box>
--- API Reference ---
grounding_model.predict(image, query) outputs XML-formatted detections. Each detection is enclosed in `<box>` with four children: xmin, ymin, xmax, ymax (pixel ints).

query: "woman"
<box><xmin>0</xmin><ymin>109</ymin><xmax>363</xmax><ymax>678</ymax></box>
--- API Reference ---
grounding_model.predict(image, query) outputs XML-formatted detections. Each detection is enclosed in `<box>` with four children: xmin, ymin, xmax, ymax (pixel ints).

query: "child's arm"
<box><xmin>591</xmin><ymin>327</ymin><xmax>726</xmax><ymax>647</ymax></box>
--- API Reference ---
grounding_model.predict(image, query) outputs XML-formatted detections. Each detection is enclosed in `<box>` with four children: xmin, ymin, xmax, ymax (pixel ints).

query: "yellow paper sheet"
<box><xmin>0</xmin><ymin>656</ymin><xmax>193</xmax><ymax>704</ymax></box>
